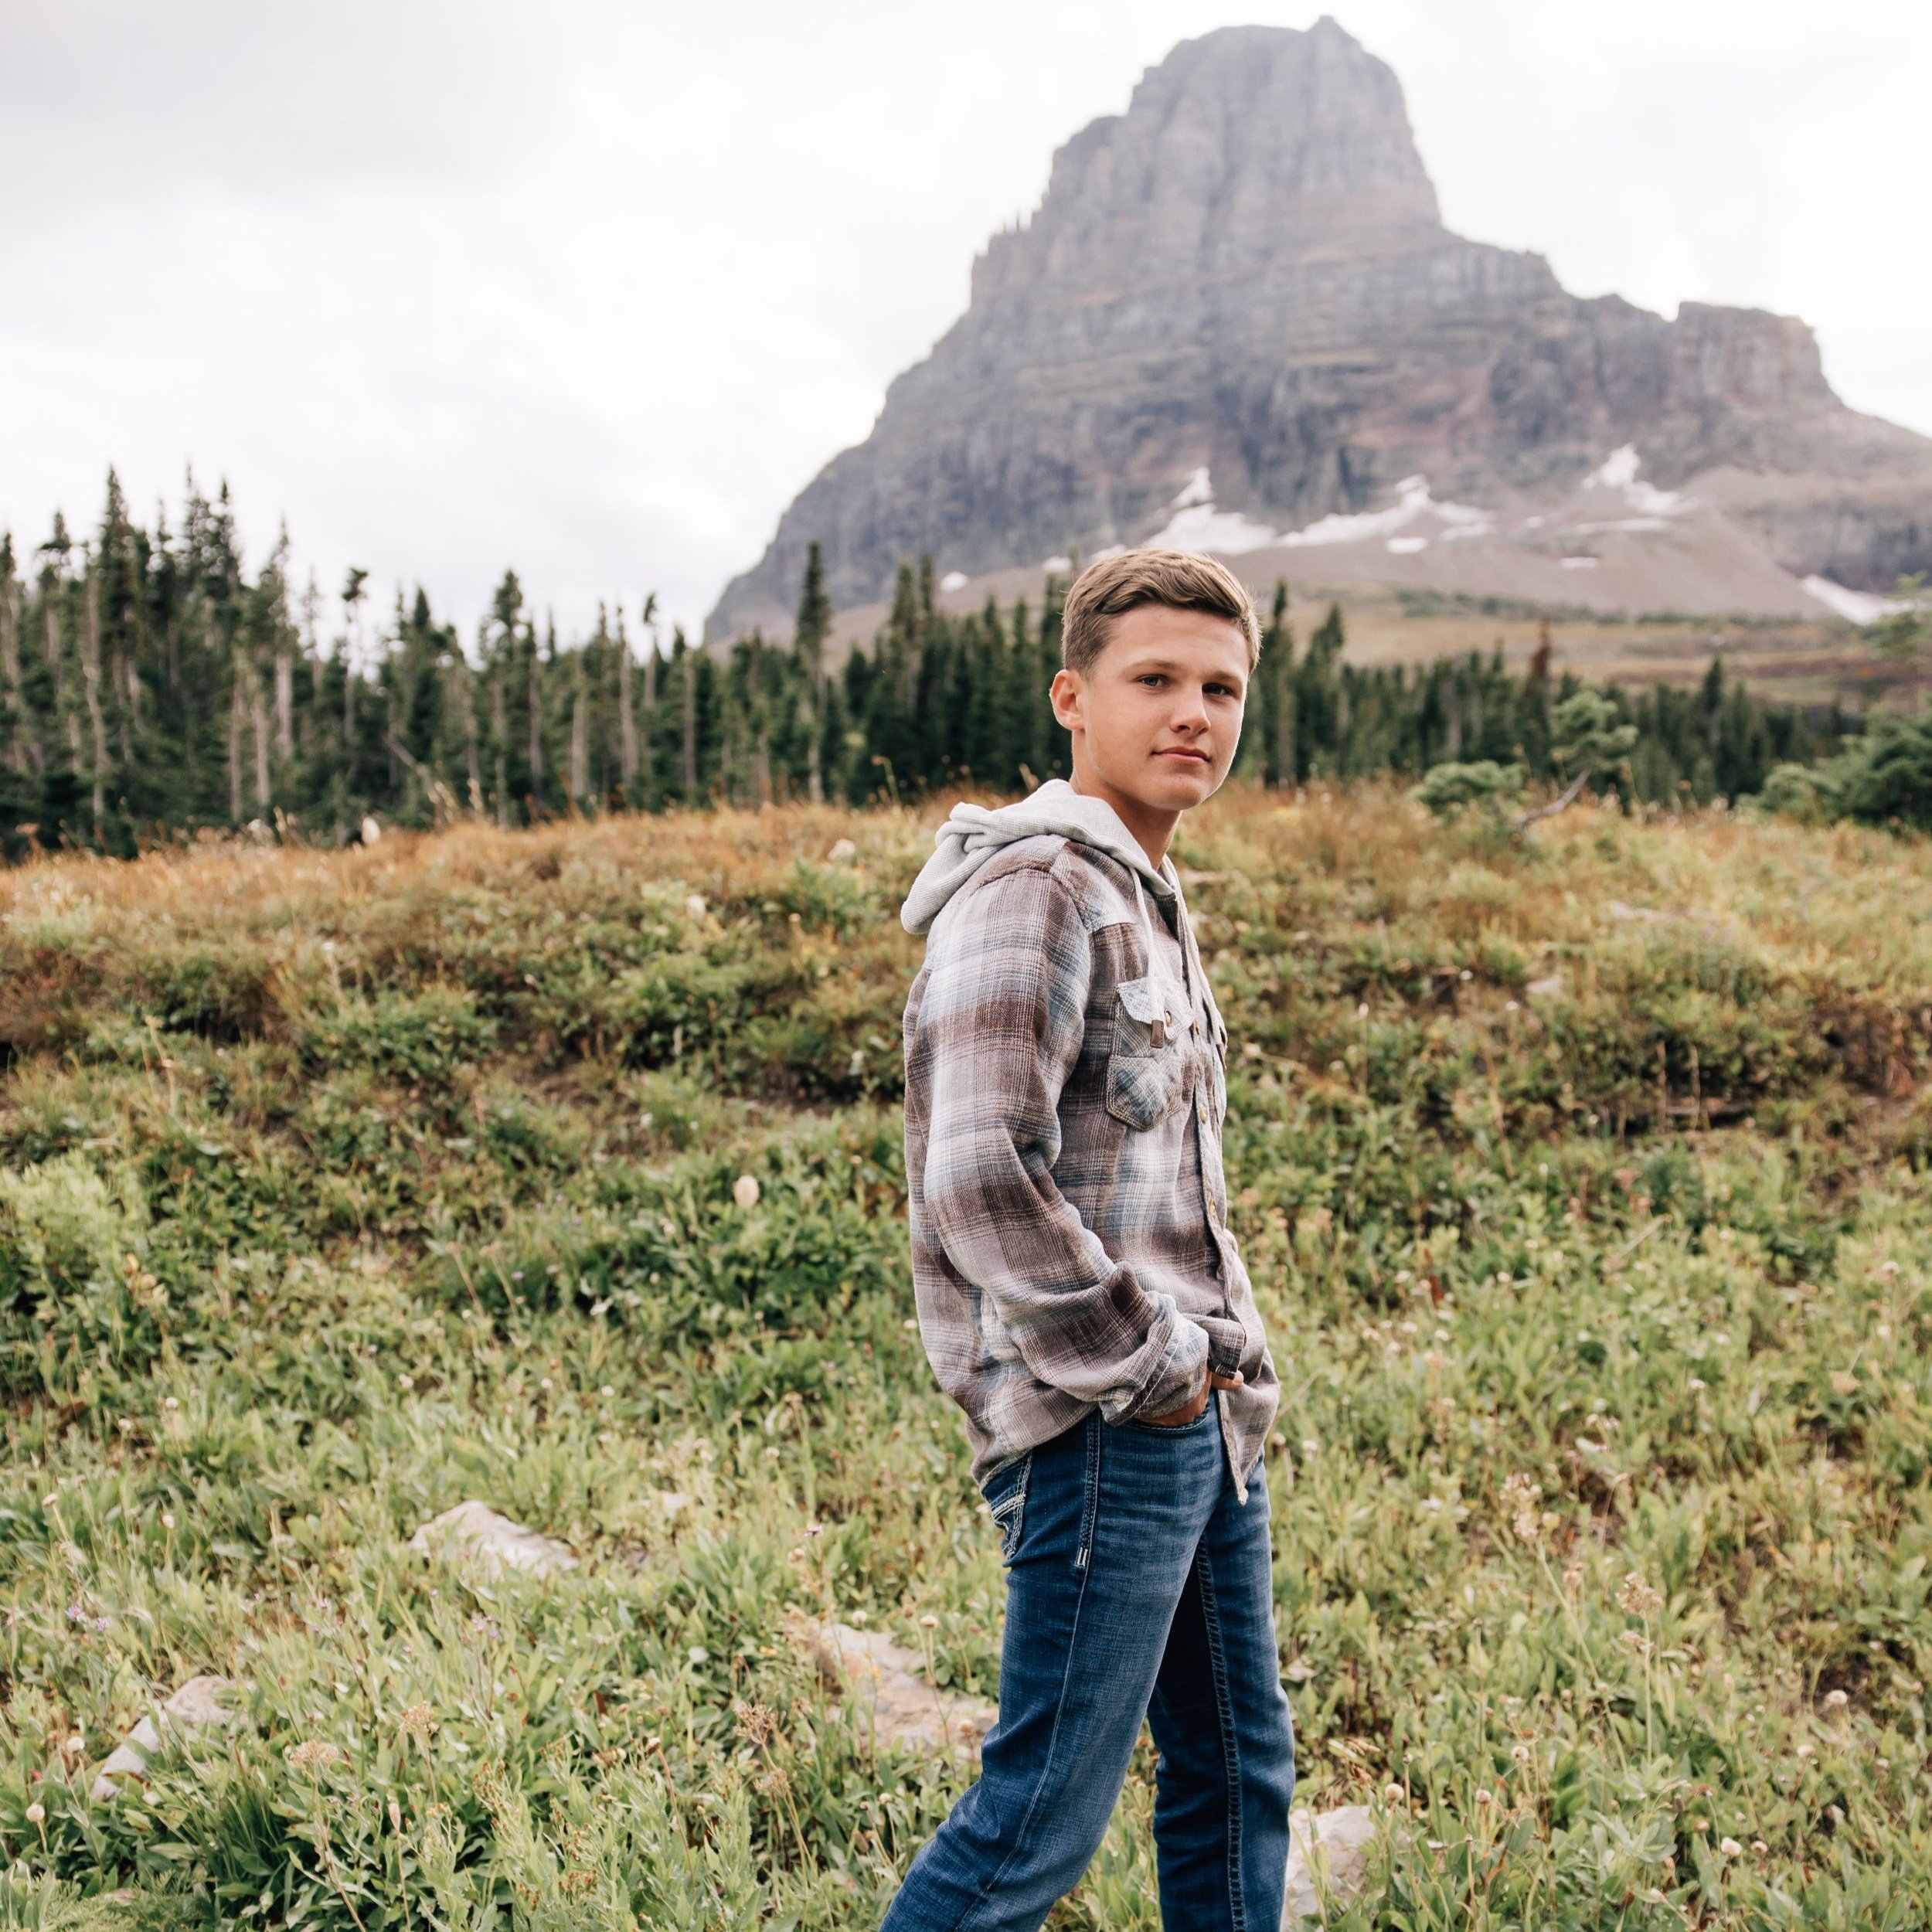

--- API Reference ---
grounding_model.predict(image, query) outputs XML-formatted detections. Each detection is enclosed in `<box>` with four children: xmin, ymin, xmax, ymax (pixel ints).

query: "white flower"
<box><xmin>733</xmin><ymin>1174</ymin><xmax>761</xmax><ymax>1211</ymax></box>
<box><xmin>26</xmin><ymin>1802</ymin><xmax>45</xmax><ymax>1824</ymax></box>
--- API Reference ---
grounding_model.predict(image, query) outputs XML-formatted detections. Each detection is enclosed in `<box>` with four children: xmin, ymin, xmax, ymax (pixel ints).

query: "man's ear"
<box><xmin>1049</xmin><ymin>667</ymin><xmax>1084</xmax><ymax>733</ymax></box>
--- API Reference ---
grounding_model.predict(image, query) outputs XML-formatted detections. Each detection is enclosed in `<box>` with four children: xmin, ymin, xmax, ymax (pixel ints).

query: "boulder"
<box><xmin>90</xmin><ymin>1675</ymin><xmax>233</xmax><ymax>1801</ymax></box>
<box><xmin>809</xmin><ymin>1621</ymin><xmax>998</xmax><ymax>1758</ymax></box>
<box><xmin>408</xmin><ymin>1500</ymin><xmax>578</xmax><ymax>1578</ymax></box>
<box><xmin>1283</xmin><ymin>1804</ymin><xmax>1379</xmax><ymax>1923</ymax></box>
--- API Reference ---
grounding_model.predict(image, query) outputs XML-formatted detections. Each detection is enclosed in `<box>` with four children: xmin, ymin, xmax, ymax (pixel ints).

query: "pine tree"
<box><xmin>795</xmin><ymin>541</ymin><xmax>832</xmax><ymax>804</ymax></box>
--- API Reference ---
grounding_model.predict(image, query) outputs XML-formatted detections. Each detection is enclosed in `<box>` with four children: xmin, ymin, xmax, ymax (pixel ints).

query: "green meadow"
<box><xmin>0</xmin><ymin>787</ymin><xmax>1929</xmax><ymax>1930</ymax></box>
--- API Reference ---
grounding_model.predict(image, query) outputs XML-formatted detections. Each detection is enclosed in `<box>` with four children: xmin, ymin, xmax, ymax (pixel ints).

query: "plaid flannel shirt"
<box><xmin>903</xmin><ymin>833</ymin><xmax>1278</xmax><ymax>1497</ymax></box>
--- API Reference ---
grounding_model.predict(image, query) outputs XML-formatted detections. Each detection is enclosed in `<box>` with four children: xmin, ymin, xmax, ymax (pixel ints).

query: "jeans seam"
<box><xmin>952</xmin><ymin>1420</ymin><xmax>1102</xmax><ymax>1932</ymax></box>
<box><xmin>1193</xmin><ymin>1537</ymin><xmax>1248</xmax><ymax>1931</ymax></box>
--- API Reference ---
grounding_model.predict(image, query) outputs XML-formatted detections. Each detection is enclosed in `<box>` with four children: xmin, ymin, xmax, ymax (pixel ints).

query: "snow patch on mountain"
<box><xmin>1585</xmin><ymin>447</ymin><xmax>1684</xmax><ymax>518</ymax></box>
<box><xmin>1803</xmin><ymin>575</ymin><xmax>1905</xmax><ymax>625</ymax></box>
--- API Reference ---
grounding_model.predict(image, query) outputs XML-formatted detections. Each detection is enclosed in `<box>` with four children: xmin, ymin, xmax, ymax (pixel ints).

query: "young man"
<box><xmin>889</xmin><ymin>550</ymin><xmax>1293</xmax><ymax>1931</ymax></box>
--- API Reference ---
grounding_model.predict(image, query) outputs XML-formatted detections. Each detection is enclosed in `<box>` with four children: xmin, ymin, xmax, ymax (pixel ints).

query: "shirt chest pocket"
<box><xmin>1106</xmin><ymin>976</ymin><xmax>1195</xmax><ymax>1131</ymax></box>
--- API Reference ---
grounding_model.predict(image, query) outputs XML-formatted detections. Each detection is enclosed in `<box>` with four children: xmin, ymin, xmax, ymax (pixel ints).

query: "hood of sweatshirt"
<box><xmin>900</xmin><ymin>779</ymin><xmax>1175</xmax><ymax>936</ymax></box>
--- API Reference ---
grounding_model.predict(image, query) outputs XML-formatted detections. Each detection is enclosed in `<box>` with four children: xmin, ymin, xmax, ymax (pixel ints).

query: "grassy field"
<box><xmin>1</xmin><ymin>787</ymin><xmax>1930</xmax><ymax>1930</ymax></box>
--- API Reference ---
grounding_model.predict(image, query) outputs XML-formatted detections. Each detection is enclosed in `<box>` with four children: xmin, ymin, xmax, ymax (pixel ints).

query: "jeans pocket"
<box><xmin>981</xmin><ymin>1452</ymin><xmax>1032</xmax><ymax>1565</ymax></box>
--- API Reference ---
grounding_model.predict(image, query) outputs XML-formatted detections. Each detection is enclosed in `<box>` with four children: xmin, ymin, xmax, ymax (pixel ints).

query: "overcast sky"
<box><xmin>2</xmin><ymin>0</ymin><xmax>1923</xmax><ymax>644</ymax></box>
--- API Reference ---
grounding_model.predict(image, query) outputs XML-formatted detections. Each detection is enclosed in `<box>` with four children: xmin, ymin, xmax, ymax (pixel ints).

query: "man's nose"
<box><xmin>1170</xmin><ymin>689</ymin><xmax>1209</xmax><ymax>732</ymax></box>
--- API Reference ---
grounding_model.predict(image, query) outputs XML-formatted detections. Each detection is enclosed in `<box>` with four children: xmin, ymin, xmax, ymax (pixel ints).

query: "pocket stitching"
<box><xmin>1106</xmin><ymin>978</ymin><xmax>1192</xmax><ymax>1131</ymax></box>
<box><xmin>986</xmin><ymin>1454</ymin><xmax>1031</xmax><ymax>1563</ymax></box>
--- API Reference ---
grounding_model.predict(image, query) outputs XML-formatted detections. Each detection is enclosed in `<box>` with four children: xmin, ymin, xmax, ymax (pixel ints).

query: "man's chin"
<box><xmin>1137</xmin><ymin>762</ymin><xmax>1217</xmax><ymax>808</ymax></box>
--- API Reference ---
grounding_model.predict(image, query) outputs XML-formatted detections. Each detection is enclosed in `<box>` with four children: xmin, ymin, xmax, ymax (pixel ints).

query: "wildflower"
<box><xmin>161</xmin><ymin>1512</ymin><xmax>176</xmax><ymax>1531</ymax></box>
<box><xmin>919</xmin><ymin>1614</ymin><xmax>940</xmax><ymax>1628</ymax></box>
<box><xmin>1301</xmin><ymin>1438</ymin><xmax>1320</xmax><ymax>1456</ymax></box>
<box><xmin>734</xmin><ymin>1701</ymin><xmax>779</xmax><ymax>1750</ymax></box>
<box><xmin>399</xmin><ymin>1702</ymin><xmax>437</xmax><ymax>1740</ymax></box>
<box><xmin>1617</xmin><ymin>1573</ymin><xmax>1664</xmax><ymax>1616</ymax></box>
<box><xmin>1719</xmin><ymin>1837</ymin><xmax>1742</xmax><ymax>1856</ymax></box>
<box><xmin>1500</xmin><ymin>1473</ymin><xmax>1543</xmax><ymax>1543</ymax></box>
<box><xmin>1512</xmin><ymin>1743</ymin><xmax>1532</xmax><ymax>1763</ymax></box>
<box><xmin>1751</xmin><ymin>1839</ymin><xmax>1768</xmax><ymax>1854</ymax></box>
<box><xmin>1475</xmin><ymin>1787</ymin><xmax>1493</xmax><ymax>1805</ymax></box>
<box><xmin>1821</xmin><ymin>1688</ymin><xmax>1849</xmax><ymax>1710</ymax></box>
<box><xmin>163</xmin><ymin>1396</ymin><xmax>180</xmax><ymax>1412</ymax></box>
<box><xmin>733</xmin><ymin>1174</ymin><xmax>761</xmax><ymax>1211</ymax></box>
<box><xmin>26</xmin><ymin>1802</ymin><xmax>44</xmax><ymax>1825</ymax></box>
<box><xmin>287</xmin><ymin>1739</ymin><xmax>341</xmax><ymax>1774</ymax></box>
<box><xmin>685</xmin><ymin>894</ymin><xmax>706</xmax><ymax>920</ymax></box>
<box><xmin>1560</xmin><ymin>1563</ymin><xmax>1584</xmax><ymax>1593</ymax></box>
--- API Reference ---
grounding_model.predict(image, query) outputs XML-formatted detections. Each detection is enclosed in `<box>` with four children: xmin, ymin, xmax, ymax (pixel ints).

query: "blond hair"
<box><xmin>1060</xmin><ymin>549</ymin><xmax>1260</xmax><ymax>675</ymax></box>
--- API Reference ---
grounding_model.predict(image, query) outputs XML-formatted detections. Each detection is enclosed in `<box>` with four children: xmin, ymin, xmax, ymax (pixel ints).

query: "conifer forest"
<box><xmin>0</xmin><ymin>478</ymin><xmax>1864</xmax><ymax>862</ymax></box>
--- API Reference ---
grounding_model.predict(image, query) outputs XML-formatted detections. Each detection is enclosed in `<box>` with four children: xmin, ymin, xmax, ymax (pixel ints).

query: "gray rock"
<box><xmin>90</xmin><ymin>1675</ymin><xmax>234</xmax><ymax>1801</ymax></box>
<box><xmin>808</xmin><ymin>1621</ymin><xmax>998</xmax><ymax>1758</ymax></box>
<box><xmin>1283</xmin><ymin>1804</ymin><xmax>1379</xmax><ymax>1923</ymax></box>
<box><xmin>709</xmin><ymin>20</ymin><xmax>1932</xmax><ymax>641</ymax></box>
<box><xmin>408</xmin><ymin>1500</ymin><xmax>578</xmax><ymax>1577</ymax></box>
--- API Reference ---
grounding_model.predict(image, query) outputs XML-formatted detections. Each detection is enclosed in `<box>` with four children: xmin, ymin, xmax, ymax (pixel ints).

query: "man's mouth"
<box><xmin>1156</xmin><ymin>747</ymin><xmax>1211</xmax><ymax>764</ymax></box>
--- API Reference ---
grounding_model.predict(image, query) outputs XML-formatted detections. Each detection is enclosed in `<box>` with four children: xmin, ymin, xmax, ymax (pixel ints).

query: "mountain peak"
<box><xmin>707</xmin><ymin>27</ymin><xmax>1930</xmax><ymax>639</ymax></box>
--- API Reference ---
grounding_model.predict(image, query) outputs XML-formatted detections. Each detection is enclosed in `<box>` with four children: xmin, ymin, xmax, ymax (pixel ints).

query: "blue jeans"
<box><xmin>880</xmin><ymin>1404</ymin><xmax>1294</xmax><ymax>1932</ymax></box>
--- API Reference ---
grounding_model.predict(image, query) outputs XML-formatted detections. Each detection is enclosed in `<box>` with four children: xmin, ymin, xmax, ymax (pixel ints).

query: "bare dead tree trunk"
<box><xmin>274</xmin><ymin>640</ymin><xmax>294</xmax><ymax>764</ymax></box>
<box><xmin>250</xmin><ymin>664</ymin><xmax>271</xmax><ymax>811</ymax></box>
<box><xmin>228</xmin><ymin>673</ymin><xmax>245</xmax><ymax>824</ymax></box>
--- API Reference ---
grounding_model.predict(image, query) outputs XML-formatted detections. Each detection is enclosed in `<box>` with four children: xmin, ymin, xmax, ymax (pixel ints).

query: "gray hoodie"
<box><xmin>900</xmin><ymin>779</ymin><xmax>1175</xmax><ymax>936</ymax></box>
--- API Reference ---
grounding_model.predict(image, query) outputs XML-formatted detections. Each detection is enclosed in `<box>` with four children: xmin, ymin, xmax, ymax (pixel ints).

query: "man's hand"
<box><xmin>1141</xmin><ymin>1369</ymin><xmax>1243</xmax><ymax>1429</ymax></box>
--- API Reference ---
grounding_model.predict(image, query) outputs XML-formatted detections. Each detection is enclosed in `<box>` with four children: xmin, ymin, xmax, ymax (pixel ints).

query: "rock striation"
<box><xmin>707</xmin><ymin>19</ymin><xmax>1930</xmax><ymax>639</ymax></box>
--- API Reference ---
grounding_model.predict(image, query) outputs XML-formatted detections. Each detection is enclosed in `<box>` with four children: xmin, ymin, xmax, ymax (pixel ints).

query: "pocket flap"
<box><xmin>1117</xmin><ymin>977</ymin><xmax>1194</xmax><ymax>1034</ymax></box>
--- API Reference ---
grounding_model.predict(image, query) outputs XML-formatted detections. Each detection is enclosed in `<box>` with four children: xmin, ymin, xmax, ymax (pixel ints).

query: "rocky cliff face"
<box><xmin>707</xmin><ymin>19</ymin><xmax>1930</xmax><ymax>638</ymax></box>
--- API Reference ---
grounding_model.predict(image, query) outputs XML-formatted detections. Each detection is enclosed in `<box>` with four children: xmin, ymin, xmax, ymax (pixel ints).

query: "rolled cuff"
<box><xmin>1104</xmin><ymin>1308</ymin><xmax>1210</xmax><ymax>1425</ymax></box>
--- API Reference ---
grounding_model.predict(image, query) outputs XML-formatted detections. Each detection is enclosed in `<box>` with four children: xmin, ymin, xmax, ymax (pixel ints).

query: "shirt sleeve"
<box><xmin>911</xmin><ymin>862</ymin><xmax>1209</xmax><ymax>1422</ymax></box>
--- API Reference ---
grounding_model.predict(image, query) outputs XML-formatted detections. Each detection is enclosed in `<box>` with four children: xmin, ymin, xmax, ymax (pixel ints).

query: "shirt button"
<box><xmin>1197</xmin><ymin>1097</ymin><xmax>1209</xmax><ymax>1124</ymax></box>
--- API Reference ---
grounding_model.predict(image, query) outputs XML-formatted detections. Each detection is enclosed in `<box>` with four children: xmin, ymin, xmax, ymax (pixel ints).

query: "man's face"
<box><xmin>1050</xmin><ymin>603</ymin><xmax>1249</xmax><ymax>815</ymax></box>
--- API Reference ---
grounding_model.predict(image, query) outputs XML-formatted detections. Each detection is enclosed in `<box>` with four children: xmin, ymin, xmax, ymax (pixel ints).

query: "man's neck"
<box><xmin>1070</xmin><ymin>767</ymin><xmax>1179</xmax><ymax>872</ymax></box>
